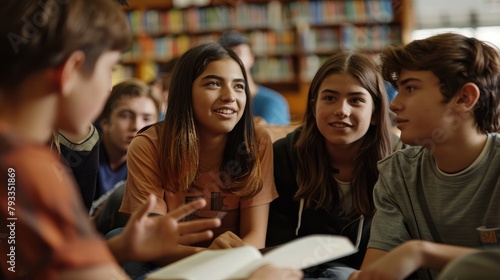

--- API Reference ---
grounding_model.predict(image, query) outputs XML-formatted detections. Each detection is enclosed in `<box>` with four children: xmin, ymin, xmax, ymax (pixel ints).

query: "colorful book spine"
<box><xmin>123</xmin><ymin>0</ymin><xmax>401</xmax><ymax>83</ymax></box>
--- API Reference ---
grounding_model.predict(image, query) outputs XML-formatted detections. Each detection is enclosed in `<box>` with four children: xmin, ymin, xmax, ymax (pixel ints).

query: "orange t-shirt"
<box><xmin>120</xmin><ymin>124</ymin><xmax>278</xmax><ymax>243</ymax></box>
<box><xmin>0</xmin><ymin>129</ymin><xmax>115</xmax><ymax>279</ymax></box>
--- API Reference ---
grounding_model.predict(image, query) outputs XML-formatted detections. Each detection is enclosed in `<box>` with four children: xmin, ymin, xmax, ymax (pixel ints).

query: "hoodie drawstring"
<box><xmin>295</xmin><ymin>200</ymin><xmax>365</xmax><ymax>249</ymax></box>
<box><xmin>295</xmin><ymin>198</ymin><xmax>304</xmax><ymax>236</ymax></box>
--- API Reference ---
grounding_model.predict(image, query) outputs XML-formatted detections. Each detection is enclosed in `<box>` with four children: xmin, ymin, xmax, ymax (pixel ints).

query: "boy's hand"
<box><xmin>176</xmin><ymin>217</ymin><xmax>221</xmax><ymax>246</ymax></box>
<box><xmin>350</xmin><ymin>241</ymin><xmax>424</xmax><ymax>280</ymax></box>
<box><xmin>112</xmin><ymin>195</ymin><xmax>220</xmax><ymax>262</ymax></box>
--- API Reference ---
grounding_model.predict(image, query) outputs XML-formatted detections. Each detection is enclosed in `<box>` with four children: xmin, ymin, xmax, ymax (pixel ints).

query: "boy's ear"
<box><xmin>58</xmin><ymin>51</ymin><xmax>86</xmax><ymax>97</ymax></box>
<box><xmin>100</xmin><ymin>118</ymin><xmax>111</xmax><ymax>132</ymax></box>
<box><xmin>455</xmin><ymin>82</ymin><xmax>480</xmax><ymax>112</ymax></box>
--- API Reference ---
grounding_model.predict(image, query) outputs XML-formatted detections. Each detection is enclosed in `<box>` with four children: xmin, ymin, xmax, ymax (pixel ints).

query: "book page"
<box><xmin>146</xmin><ymin>246</ymin><xmax>262</xmax><ymax>280</ymax></box>
<box><xmin>227</xmin><ymin>235</ymin><xmax>357</xmax><ymax>279</ymax></box>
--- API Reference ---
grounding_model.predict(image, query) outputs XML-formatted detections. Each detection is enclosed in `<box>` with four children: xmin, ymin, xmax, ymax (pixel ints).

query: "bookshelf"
<box><xmin>121</xmin><ymin>0</ymin><xmax>414</xmax><ymax>122</ymax></box>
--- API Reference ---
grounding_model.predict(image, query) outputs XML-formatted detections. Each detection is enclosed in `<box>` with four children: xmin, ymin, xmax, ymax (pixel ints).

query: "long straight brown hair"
<box><xmin>295</xmin><ymin>52</ymin><xmax>392</xmax><ymax>216</ymax></box>
<box><xmin>159</xmin><ymin>43</ymin><xmax>262</xmax><ymax>199</ymax></box>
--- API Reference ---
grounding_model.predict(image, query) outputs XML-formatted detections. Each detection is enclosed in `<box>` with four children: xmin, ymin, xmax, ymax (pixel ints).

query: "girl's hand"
<box><xmin>208</xmin><ymin>231</ymin><xmax>245</xmax><ymax>249</ymax></box>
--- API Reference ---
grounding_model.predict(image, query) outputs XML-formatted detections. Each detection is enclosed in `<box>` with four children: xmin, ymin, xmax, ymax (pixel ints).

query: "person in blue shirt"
<box><xmin>94</xmin><ymin>78</ymin><xmax>160</xmax><ymax>200</ymax></box>
<box><xmin>218</xmin><ymin>31</ymin><xmax>291</xmax><ymax>125</ymax></box>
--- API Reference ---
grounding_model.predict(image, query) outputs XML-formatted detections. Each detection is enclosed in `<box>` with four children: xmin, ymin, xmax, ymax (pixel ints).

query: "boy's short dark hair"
<box><xmin>218</xmin><ymin>30</ymin><xmax>249</xmax><ymax>49</ymax></box>
<box><xmin>0</xmin><ymin>0</ymin><xmax>131</xmax><ymax>90</ymax></box>
<box><xmin>381</xmin><ymin>33</ymin><xmax>500</xmax><ymax>132</ymax></box>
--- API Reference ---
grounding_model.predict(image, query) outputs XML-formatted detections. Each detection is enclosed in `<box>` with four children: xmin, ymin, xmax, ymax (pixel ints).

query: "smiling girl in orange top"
<box><xmin>120</xmin><ymin>43</ymin><xmax>278</xmax><ymax>261</ymax></box>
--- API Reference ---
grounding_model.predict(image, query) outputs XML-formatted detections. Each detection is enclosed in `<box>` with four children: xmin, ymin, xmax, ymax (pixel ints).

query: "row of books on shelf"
<box><xmin>117</xmin><ymin>53</ymin><xmax>341</xmax><ymax>85</ymax></box>
<box><xmin>248</xmin><ymin>31</ymin><xmax>296</xmax><ymax>56</ymax></box>
<box><xmin>128</xmin><ymin>2</ymin><xmax>283</xmax><ymax>35</ymax></box>
<box><xmin>286</xmin><ymin>0</ymin><xmax>394</xmax><ymax>25</ymax></box>
<box><xmin>116</xmin><ymin>56</ymin><xmax>296</xmax><ymax>83</ymax></box>
<box><xmin>126</xmin><ymin>0</ymin><xmax>395</xmax><ymax>36</ymax></box>
<box><xmin>300</xmin><ymin>55</ymin><xmax>332</xmax><ymax>82</ymax></box>
<box><xmin>252</xmin><ymin>57</ymin><xmax>295</xmax><ymax>83</ymax></box>
<box><xmin>122</xmin><ymin>34</ymin><xmax>218</xmax><ymax>62</ymax></box>
<box><xmin>300</xmin><ymin>24</ymin><xmax>401</xmax><ymax>52</ymax></box>
<box><xmin>122</xmin><ymin>25</ymin><xmax>401</xmax><ymax>63</ymax></box>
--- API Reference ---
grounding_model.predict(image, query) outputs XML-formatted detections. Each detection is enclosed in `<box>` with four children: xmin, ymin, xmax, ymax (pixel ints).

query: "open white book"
<box><xmin>146</xmin><ymin>234</ymin><xmax>357</xmax><ymax>280</ymax></box>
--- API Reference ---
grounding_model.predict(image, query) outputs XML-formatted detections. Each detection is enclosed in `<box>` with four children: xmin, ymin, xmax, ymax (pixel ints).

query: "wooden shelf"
<box><xmin>119</xmin><ymin>0</ymin><xmax>414</xmax><ymax>121</ymax></box>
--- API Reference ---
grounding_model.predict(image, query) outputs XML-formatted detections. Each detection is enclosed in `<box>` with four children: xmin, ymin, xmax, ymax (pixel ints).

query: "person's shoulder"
<box><xmin>488</xmin><ymin>133</ymin><xmax>500</xmax><ymax>158</ymax></box>
<box><xmin>491</xmin><ymin>133</ymin><xmax>500</xmax><ymax>147</ymax></box>
<box><xmin>283</xmin><ymin>125</ymin><xmax>302</xmax><ymax>144</ymax></box>
<box><xmin>134</xmin><ymin>122</ymin><xmax>162</xmax><ymax>143</ymax></box>
<box><xmin>137</xmin><ymin>122</ymin><xmax>161</xmax><ymax>138</ymax></box>
<box><xmin>129</xmin><ymin>122</ymin><xmax>162</xmax><ymax>155</ymax></box>
<box><xmin>0</xmin><ymin>128</ymin><xmax>60</xmax><ymax>173</ymax></box>
<box><xmin>378</xmin><ymin>145</ymin><xmax>426</xmax><ymax>168</ymax></box>
<box><xmin>272</xmin><ymin>125</ymin><xmax>301</xmax><ymax>155</ymax></box>
<box><xmin>262</xmin><ymin>123</ymin><xmax>301</xmax><ymax>143</ymax></box>
<box><xmin>5</xmin><ymin>143</ymin><xmax>58</xmax><ymax>164</ymax></box>
<box><xmin>256</xmin><ymin>85</ymin><xmax>286</xmax><ymax>102</ymax></box>
<box><xmin>255</xmin><ymin>124</ymin><xmax>272</xmax><ymax>143</ymax></box>
<box><xmin>5</xmin><ymin>144</ymin><xmax>74</xmax><ymax>192</ymax></box>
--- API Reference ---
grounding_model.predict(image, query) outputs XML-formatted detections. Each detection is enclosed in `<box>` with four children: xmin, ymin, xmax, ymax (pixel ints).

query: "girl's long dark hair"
<box><xmin>159</xmin><ymin>43</ymin><xmax>262</xmax><ymax>198</ymax></box>
<box><xmin>295</xmin><ymin>52</ymin><xmax>392</xmax><ymax>216</ymax></box>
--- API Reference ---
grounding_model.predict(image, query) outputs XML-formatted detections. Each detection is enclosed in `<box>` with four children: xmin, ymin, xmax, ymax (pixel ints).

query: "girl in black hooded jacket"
<box><xmin>267</xmin><ymin>52</ymin><xmax>395</xmax><ymax>277</ymax></box>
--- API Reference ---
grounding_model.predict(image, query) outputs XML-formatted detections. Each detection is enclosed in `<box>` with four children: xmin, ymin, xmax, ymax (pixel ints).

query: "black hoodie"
<box><xmin>266</xmin><ymin>126</ymin><xmax>372</xmax><ymax>270</ymax></box>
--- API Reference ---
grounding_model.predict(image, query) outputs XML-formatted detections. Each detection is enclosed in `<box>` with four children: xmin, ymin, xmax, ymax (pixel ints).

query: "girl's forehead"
<box><xmin>320</xmin><ymin>73</ymin><xmax>368</xmax><ymax>91</ymax></box>
<box><xmin>205</xmin><ymin>57</ymin><xmax>239</xmax><ymax>68</ymax></box>
<box><xmin>199</xmin><ymin>59</ymin><xmax>244</xmax><ymax>78</ymax></box>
